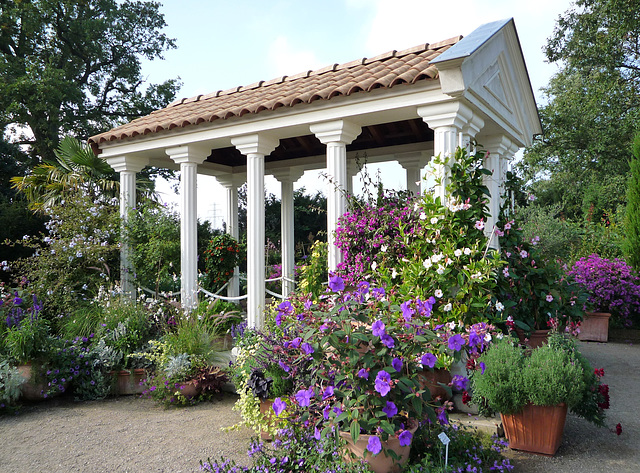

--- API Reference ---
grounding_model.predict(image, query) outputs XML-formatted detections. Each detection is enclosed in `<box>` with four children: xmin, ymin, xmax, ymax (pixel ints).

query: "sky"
<box><xmin>142</xmin><ymin>0</ymin><xmax>576</xmax><ymax>225</ymax></box>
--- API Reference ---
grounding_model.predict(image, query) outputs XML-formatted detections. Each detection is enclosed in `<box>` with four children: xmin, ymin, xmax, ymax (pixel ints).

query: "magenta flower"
<box><xmin>374</xmin><ymin>371</ymin><xmax>392</xmax><ymax>396</ymax></box>
<box><xmin>382</xmin><ymin>401</ymin><xmax>398</xmax><ymax>417</ymax></box>
<box><xmin>448</xmin><ymin>334</ymin><xmax>465</xmax><ymax>351</ymax></box>
<box><xmin>367</xmin><ymin>435</ymin><xmax>382</xmax><ymax>455</ymax></box>
<box><xmin>272</xmin><ymin>397</ymin><xmax>286</xmax><ymax>416</ymax></box>
<box><xmin>421</xmin><ymin>353</ymin><xmax>437</xmax><ymax>368</ymax></box>
<box><xmin>398</xmin><ymin>430</ymin><xmax>413</xmax><ymax>447</ymax></box>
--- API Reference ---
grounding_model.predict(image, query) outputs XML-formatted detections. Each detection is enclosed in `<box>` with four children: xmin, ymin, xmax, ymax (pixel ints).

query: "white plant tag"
<box><xmin>438</xmin><ymin>432</ymin><xmax>450</xmax><ymax>445</ymax></box>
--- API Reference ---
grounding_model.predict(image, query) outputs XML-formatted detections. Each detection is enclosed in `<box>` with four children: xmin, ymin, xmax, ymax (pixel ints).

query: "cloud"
<box><xmin>266</xmin><ymin>36</ymin><xmax>327</xmax><ymax>79</ymax></box>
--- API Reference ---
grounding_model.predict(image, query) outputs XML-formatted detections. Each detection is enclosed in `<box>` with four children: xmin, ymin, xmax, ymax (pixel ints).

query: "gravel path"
<box><xmin>1</xmin><ymin>340</ymin><xmax>638</xmax><ymax>472</ymax></box>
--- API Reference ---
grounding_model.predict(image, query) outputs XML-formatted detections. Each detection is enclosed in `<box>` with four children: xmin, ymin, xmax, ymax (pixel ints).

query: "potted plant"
<box><xmin>270</xmin><ymin>277</ymin><xmax>474</xmax><ymax>473</ymax></box>
<box><xmin>568</xmin><ymin>254</ymin><xmax>640</xmax><ymax>340</ymax></box>
<box><xmin>470</xmin><ymin>333</ymin><xmax>608</xmax><ymax>455</ymax></box>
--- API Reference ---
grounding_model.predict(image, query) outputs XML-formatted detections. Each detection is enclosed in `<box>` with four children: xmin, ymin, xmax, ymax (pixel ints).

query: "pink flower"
<box><xmin>546</xmin><ymin>294</ymin><xmax>554</xmax><ymax>302</ymax></box>
<box><xmin>474</xmin><ymin>219</ymin><xmax>485</xmax><ymax>230</ymax></box>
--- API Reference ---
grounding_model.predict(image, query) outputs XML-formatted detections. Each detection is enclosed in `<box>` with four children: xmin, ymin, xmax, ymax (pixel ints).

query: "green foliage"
<box><xmin>7</xmin><ymin>192</ymin><xmax>120</xmax><ymax>321</ymax></box>
<box><xmin>126</xmin><ymin>201</ymin><xmax>181</xmax><ymax>294</ymax></box>
<box><xmin>3</xmin><ymin>316</ymin><xmax>52</xmax><ymax>364</ymax></box>
<box><xmin>0</xmin><ymin>0</ymin><xmax>180</xmax><ymax>163</ymax></box>
<box><xmin>0</xmin><ymin>360</ymin><xmax>24</xmax><ymax>409</ymax></box>
<box><xmin>472</xmin><ymin>336</ymin><xmax>588</xmax><ymax>417</ymax></box>
<box><xmin>519</xmin><ymin>0</ymin><xmax>640</xmax><ymax>220</ymax></box>
<box><xmin>624</xmin><ymin>131</ymin><xmax>640</xmax><ymax>270</ymax></box>
<box><xmin>161</xmin><ymin>314</ymin><xmax>221</xmax><ymax>365</ymax></box>
<box><xmin>297</xmin><ymin>240</ymin><xmax>328</xmax><ymax>300</ymax></box>
<box><xmin>202</xmin><ymin>233</ymin><xmax>243</xmax><ymax>293</ymax></box>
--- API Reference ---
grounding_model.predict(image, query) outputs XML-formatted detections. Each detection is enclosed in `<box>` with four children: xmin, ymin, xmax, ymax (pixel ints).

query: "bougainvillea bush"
<box><xmin>568</xmin><ymin>254</ymin><xmax>640</xmax><ymax>327</ymax></box>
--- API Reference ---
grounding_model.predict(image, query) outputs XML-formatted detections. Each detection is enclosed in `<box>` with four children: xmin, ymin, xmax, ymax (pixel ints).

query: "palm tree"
<box><xmin>11</xmin><ymin>136</ymin><xmax>155</xmax><ymax>211</ymax></box>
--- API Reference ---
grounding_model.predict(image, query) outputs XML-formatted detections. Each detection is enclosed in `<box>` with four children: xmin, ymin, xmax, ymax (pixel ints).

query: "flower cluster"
<box><xmin>203</xmin><ymin>233</ymin><xmax>243</xmax><ymax>293</ymax></box>
<box><xmin>568</xmin><ymin>254</ymin><xmax>640</xmax><ymax>327</ymax></box>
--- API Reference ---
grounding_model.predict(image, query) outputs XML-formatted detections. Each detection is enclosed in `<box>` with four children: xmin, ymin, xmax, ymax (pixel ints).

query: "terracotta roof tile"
<box><xmin>89</xmin><ymin>36</ymin><xmax>462</xmax><ymax>146</ymax></box>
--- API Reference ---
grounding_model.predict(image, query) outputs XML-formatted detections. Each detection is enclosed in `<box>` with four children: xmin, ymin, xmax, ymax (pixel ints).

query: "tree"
<box><xmin>625</xmin><ymin>131</ymin><xmax>640</xmax><ymax>270</ymax></box>
<box><xmin>0</xmin><ymin>0</ymin><xmax>180</xmax><ymax>163</ymax></box>
<box><xmin>519</xmin><ymin>0</ymin><xmax>640</xmax><ymax>219</ymax></box>
<box><xmin>10</xmin><ymin>136</ymin><xmax>156</xmax><ymax>211</ymax></box>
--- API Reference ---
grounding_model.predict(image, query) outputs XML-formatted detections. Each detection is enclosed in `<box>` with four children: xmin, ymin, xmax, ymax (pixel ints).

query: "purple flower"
<box><xmin>382</xmin><ymin>401</ymin><xmax>398</xmax><ymax>417</ymax></box>
<box><xmin>371</xmin><ymin>320</ymin><xmax>386</xmax><ymax>337</ymax></box>
<box><xmin>357</xmin><ymin>281</ymin><xmax>370</xmax><ymax>294</ymax></box>
<box><xmin>322</xmin><ymin>386</ymin><xmax>334</xmax><ymax>400</ymax></box>
<box><xmin>374</xmin><ymin>371</ymin><xmax>392</xmax><ymax>396</ymax></box>
<box><xmin>452</xmin><ymin>375</ymin><xmax>469</xmax><ymax>391</ymax></box>
<box><xmin>272</xmin><ymin>397</ymin><xmax>286</xmax><ymax>416</ymax></box>
<box><xmin>367</xmin><ymin>435</ymin><xmax>382</xmax><ymax>455</ymax></box>
<box><xmin>479</xmin><ymin>361</ymin><xmax>486</xmax><ymax>375</ymax></box>
<box><xmin>291</xmin><ymin>337</ymin><xmax>302</xmax><ymax>348</ymax></box>
<box><xmin>277</xmin><ymin>300</ymin><xmax>294</xmax><ymax>315</ymax></box>
<box><xmin>468</xmin><ymin>330</ymin><xmax>481</xmax><ymax>347</ymax></box>
<box><xmin>381</xmin><ymin>333</ymin><xmax>395</xmax><ymax>348</ymax></box>
<box><xmin>295</xmin><ymin>387</ymin><xmax>314</xmax><ymax>407</ymax></box>
<box><xmin>357</xmin><ymin>369</ymin><xmax>369</xmax><ymax>380</ymax></box>
<box><xmin>421</xmin><ymin>352</ymin><xmax>437</xmax><ymax>368</ymax></box>
<box><xmin>398</xmin><ymin>430</ymin><xmax>413</xmax><ymax>447</ymax></box>
<box><xmin>328</xmin><ymin>274</ymin><xmax>345</xmax><ymax>292</ymax></box>
<box><xmin>301</xmin><ymin>342</ymin><xmax>314</xmax><ymax>355</ymax></box>
<box><xmin>436</xmin><ymin>406</ymin><xmax>449</xmax><ymax>425</ymax></box>
<box><xmin>400</xmin><ymin>301</ymin><xmax>415</xmax><ymax>321</ymax></box>
<box><xmin>275</xmin><ymin>313</ymin><xmax>283</xmax><ymax>326</ymax></box>
<box><xmin>392</xmin><ymin>358</ymin><xmax>402</xmax><ymax>372</ymax></box>
<box><xmin>448</xmin><ymin>334</ymin><xmax>465</xmax><ymax>352</ymax></box>
<box><xmin>278</xmin><ymin>360</ymin><xmax>290</xmax><ymax>373</ymax></box>
<box><xmin>371</xmin><ymin>287</ymin><xmax>386</xmax><ymax>300</ymax></box>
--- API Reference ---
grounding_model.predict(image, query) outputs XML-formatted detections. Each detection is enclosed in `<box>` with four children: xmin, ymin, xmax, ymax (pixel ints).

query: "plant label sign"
<box><xmin>438</xmin><ymin>432</ymin><xmax>450</xmax><ymax>445</ymax></box>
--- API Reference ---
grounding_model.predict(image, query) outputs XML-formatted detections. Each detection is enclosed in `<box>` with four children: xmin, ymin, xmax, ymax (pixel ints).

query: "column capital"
<box><xmin>106</xmin><ymin>155</ymin><xmax>149</xmax><ymax>173</ymax></box>
<box><xmin>270</xmin><ymin>168</ymin><xmax>305</xmax><ymax>183</ymax></box>
<box><xmin>417</xmin><ymin>101</ymin><xmax>474</xmax><ymax>131</ymax></box>
<box><xmin>483</xmin><ymin>135</ymin><xmax>519</xmax><ymax>157</ymax></box>
<box><xmin>216</xmin><ymin>173</ymin><xmax>246</xmax><ymax>188</ymax></box>
<box><xmin>231</xmin><ymin>133</ymin><xmax>279</xmax><ymax>156</ymax></box>
<box><xmin>165</xmin><ymin>144</ymin><xmax>209</xmax><ymax>165</ymax></box>
<box><xmin>396</xmin><ymin>151</ymin><xmax>428</xmax><ymax>169</ymax></box>
<box><xmin>310</xmin><ymin>120</ymin><xmax>361</xmax><ymax>145</ymax></box>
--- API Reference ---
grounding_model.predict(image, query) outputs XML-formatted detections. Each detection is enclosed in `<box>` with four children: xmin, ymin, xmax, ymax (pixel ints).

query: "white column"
<box><xmin>483</xmin><ymin>136</ymin><xmax>518</xmax><ymax>247</ymax></box>
<box><xmin>396</xmin><ymin>152</ymin><xmax>427</xmax><ymax>196</ymax></box>
<box><xmin>346</xmin><ymin>159</ymin><xmax>358</xmax><ymax>197</ymax></box>
<box><xmin>216</xmin><ymin>174</ymin><xmax>245</xmax><ymax>300</ymax></box>
<box><xmin>106</xmin><ymin>155</ymin><xmax>149</xmax><ymax>299</ymax></box>
<box><xmin>271</xmin><ymin>169</ymin><xmax>304</xmax><ymax>298</ymax></box>
<box><xmin>310</xmin><ymin>120</ymin><xmax>361</xmax><ymax>274</ymax></box>
<box><xmin>419</xmin><ymin>102</ymin><xmax>480</xmax><ymax>203</ymax></box>
<box><xmin>232</xmin><ymin>134</ymin><xmax>279</xmax><ymax>329</ymax></box>
<box><xmin>166</xmin><ymin>146</ymin><xmax>207</xmax><ymax>311</ymax></box>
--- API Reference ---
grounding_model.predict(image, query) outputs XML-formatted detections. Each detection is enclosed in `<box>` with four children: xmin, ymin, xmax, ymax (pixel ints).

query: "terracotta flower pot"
<box><xmin>578</xmin><ymin>312</ymin><xmax>611</xmax><ymax>342</ymax></box>
<box><xmin>111</xmin><ymin>369</ymin><xmax>146</xmax><ymax>395</ymax></box>
<box><xmin>500</xmin><ymin>403</ymin><xmax>568</xmax><ymax>456</ymax></box>
<box><xmin>178</xmin><ymin>380</ymin><xmax>201</xmax><ymax>398</ymax></box>
<box><xmin>17</xmin><ymin>364</ymin><xmax>48</xmax><ymax>401</ymax></box>
<box><xmin>417</xmin><ymin>368</ymin><xmax>452</xmax><ymax>401</ymax></box>
<box><xmin>515</xmin><ymin>328</ymin><xmax>550</xmax><ymax>349</ymax></box>
<box><xmin>339</xmin><ymin>420</ymin><xmax>418</xmax><ymax>473</ymax></box>
<box><xmin>259</xmin><ymin>398</ymin><xmax>283</xmax><ymax>440</ymax></box>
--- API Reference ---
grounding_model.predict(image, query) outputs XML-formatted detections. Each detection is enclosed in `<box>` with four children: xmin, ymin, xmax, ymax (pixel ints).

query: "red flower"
<box><xmin>594</xmin><ymin>368</ymin><xmax>605</xmax><ymax>377</ymax></box>
<box><xmin>616</xmin><ymin>423</ymin><xmax>622</xmax><ymax>435</ymax></box>
<box><xmin>462</xmin><ymin>391</ymin><xmax>472</xmax><ymax>405</ymax></box>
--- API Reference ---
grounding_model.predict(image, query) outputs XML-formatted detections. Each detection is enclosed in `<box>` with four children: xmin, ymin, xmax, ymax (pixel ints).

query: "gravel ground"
<box><xmin>1</xmin><ymin>339</ymin><xmax>638</xmax><ymax>473</ymax></box>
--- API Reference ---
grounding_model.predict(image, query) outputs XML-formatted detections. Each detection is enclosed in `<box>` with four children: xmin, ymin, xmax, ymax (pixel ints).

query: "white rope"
<box><xmin>139</xmin><ymin>287</ymin><xmax>181</xmax><ymax>298</ymax></box>
<box><xmin>265</xmin><ymin>288</ymin><xmax>284</xmax><ymax>299</ymax></box>
<box><xmin>198</xmin><ymin>286</ymin><xmax>248</xmax><ymax>301</ymax></box>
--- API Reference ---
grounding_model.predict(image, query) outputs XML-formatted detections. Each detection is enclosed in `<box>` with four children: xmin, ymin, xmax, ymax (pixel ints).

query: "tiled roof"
<box><xmin>89</xmin><ymin>36</ymin><xmax>463</xmax><ymax>147</ymax></box>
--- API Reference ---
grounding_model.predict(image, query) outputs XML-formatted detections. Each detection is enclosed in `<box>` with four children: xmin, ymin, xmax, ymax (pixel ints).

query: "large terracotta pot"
<box><xmin>111</xmin><ymin>369</ymin><xmax>146</xmax><ymax>395</ymax></box>
<box><xmin>417</xmin><ymin>368</ymin><xmax>452</xmax><ymax>401</ymax></box>
<box><xmin>339</xmin><ymin>420</ymin><xmax>418</xmax><ymax>473</ymax></box>
<box><xmin>178</xmin><ymin>380</ymin><xmax>201</xmax><ymax>398</ymax></box>
<box><xmin>515</xmin><ymin>328</ymin><xmax>550</xmax><ymax>349</ymax></box>
<box><xmin>259</xmin><ymin>398</ymin><xmax>282</xmax><ymax>440</ymax></box>
<box><xmin>500</xmin><ymin>403</ymin><xmax>568</xmax><ymax>456</ymax></box>
<box><xmin>17</xmin><ymin>364</ymin><xmax>48</xmax><ymax>401</ymax></box>
<box><xmin>578</xmin><ymin>312</ymin><xmax>611</xmax><ymax>342</ymax></box>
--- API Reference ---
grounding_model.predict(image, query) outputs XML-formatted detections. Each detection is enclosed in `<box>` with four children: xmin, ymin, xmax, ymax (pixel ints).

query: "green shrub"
<box><xmin>202</xmin><ymin>233</ymin><xmax>243</xmax><ymax>293</ymax></box>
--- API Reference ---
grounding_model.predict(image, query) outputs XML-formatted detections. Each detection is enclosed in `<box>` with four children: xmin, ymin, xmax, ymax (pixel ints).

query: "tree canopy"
<box><xmin>519</xmin><ymin>0</ymin><xmax>640</xmax><ymax>219</ymax></box>
<box><xmin>0</xmin><ymin>0</ymin><xmax>180</xmax><ymax>163</ymax></box>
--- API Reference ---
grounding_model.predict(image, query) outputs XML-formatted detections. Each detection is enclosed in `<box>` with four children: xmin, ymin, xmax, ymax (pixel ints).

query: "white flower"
<box><xmin>430</xmin><ymin>217</ymin><xmax>439</xmax><ymax>225</ymax></box>
<box><xmin>495</xmin><ymin>301</ymin><xmax>505</xmax><ymax>312</ymax></box>
<box><xmin>423</xmin><ymin>258</ymin><xmax>433</xmax><ymax>269</ymax></box>
<box><xmin>434</xmin><ymin>289</ymin><xmax>443</xmax><ymax>298</ymax></box>
<box><xmin>432</xmin><ymin>253</ymin><xmax>443</xmax><ymax>263</ymax></box>
<box><xmin>419</xmin><ymin>212</ymin><xmax>427</xmax><ymax>220</ymax></box>
<box><xmin>471</xmin><ymin>272</ymin><xmax>482</xmax><ymax>279</ymax></box>
<box><xmin>463</xmin><ymin>248</ymin><xmax>472</xmax><ymax>256</ymax></box>
<box><xmin>436</xmin><ymin>264</ymin><xmax>445</xmax><ymax>275</ymax></box>
<box><xmin>391</xmin><ymin>268</ymin><xmax>398</xmax><ymax>279</ymax></box>
<box><xmin>484</xmin><ymin>333</ymin><xmax>492</xmax><ymax>342</ymax></box>
<box><xmin>454</xmin><ymin>249</ymin><xmax>462</xmax><ymax>257</ymax></box>
<box><xmin>380</xmin><ymin>244</ymin><xmax>388</xmax><ymax>253</ymax></box>
<box><xmin>520</xmin><ymin>250</ymin><xmax>528</xmax><ymax>258</ymax></box>
<box><xmin>444</xmin><ymin>257</ymin><xmax>453</xmax><ymax>266</ymax></box>
<box><xmin>371</xmin><ymin>261</ymin><xmax>377</xmax><ymax>271</ymax></box>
